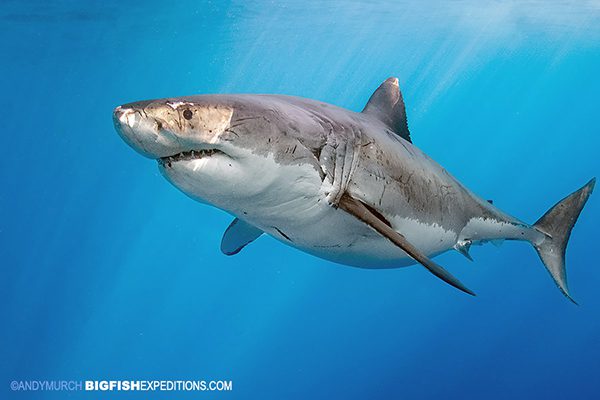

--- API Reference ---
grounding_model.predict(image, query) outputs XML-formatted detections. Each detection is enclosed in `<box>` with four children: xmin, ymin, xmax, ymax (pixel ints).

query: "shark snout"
<box><xmin>113</xmin><ymin>104</ymin><xmax>183</xmax><ymax>159</ymax></box>
<box><xmin>113</xmin><ymin>106</ymin><xmax>136</xmax><ymax>133</ymax></box>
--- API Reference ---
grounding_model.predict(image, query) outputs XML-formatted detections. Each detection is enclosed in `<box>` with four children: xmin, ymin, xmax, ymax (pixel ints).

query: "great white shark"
<box><xmin>113</xmin><ymin>77</ymin><xmax>594</xmax><ymax>301</ymax></box>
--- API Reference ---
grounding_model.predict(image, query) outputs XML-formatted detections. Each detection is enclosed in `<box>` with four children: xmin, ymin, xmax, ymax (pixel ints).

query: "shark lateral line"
<box><xmin>113</xmin><ymin>77</ymin><xmax>594</xmax><ymax>301</ymax></box>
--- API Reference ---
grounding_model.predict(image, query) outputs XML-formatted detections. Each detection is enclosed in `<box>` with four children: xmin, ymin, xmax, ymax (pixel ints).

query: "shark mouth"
<box><xmin>159</xmin><ymin>149</ymin><xmax>225</xmax><ymax>167</ymax></box>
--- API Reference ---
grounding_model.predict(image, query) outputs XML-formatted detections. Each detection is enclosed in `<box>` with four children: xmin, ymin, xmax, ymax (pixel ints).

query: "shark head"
<box><xmin>113</xmin><ymin>95</ymin><xmax>325</xmax><ymax>214</ymax></box>
<box><xmin>113</xmin><ymin>98</ymin><xmax>235</xmax><ymax>159</ymax></box>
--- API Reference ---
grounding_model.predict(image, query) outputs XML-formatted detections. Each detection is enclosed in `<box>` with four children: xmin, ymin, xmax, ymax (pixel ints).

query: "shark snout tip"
<box><xmin>113</xmin><ymin>105</ymin><xmax>134</xmax><ymax>128</ymax></box>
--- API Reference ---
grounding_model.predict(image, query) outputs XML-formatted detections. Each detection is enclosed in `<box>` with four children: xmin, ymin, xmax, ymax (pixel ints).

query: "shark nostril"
<box><xmin>114</xmin><ymin>107</ymin><xmax>130</xmax><ymax>122</ymax></box>
<box><xmin>113</xmin><ymin>108</ymin><xmax>126</xmax><ymax>127</ymax></box>
<box><xmin>114</xmin><ymin>108</ymin><xmax>139</xmax><ymax>128</ymax></box>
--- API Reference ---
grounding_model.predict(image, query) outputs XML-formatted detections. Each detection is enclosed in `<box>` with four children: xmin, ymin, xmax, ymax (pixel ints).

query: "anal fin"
<box><xmin>338</xmin><ymin>193</ymin><xmax>475</xmax><ymax>296</ymax></box>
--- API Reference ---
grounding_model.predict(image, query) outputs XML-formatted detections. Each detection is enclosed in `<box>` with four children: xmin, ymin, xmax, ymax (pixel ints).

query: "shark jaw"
<box><xmin>158</xmin><ymin>148</ymin><xmax>227</xmax><ymax>168</ymax></box>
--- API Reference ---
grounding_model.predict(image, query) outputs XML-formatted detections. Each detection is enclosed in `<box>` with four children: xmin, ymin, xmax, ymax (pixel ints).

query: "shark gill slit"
<box><xmin>274</xmin><ymin>227</ymin><xmax>292</xmax><ymax>241</ymax></box>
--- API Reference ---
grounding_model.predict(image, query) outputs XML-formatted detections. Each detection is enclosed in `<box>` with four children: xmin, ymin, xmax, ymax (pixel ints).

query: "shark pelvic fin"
<box><xmin>338</xmin><ymin>193</ymin><xmax>475</xmax><ymax>296</ymax></box>
<box><xmin>220</xmin><ymin>218</ymin><xmax>264</xmax><ymax>256</ymax></box>
<box><xmin>454</xmin><ymin>240</ymin><xmax>474</xmax><ymax>261</ymax></box>
<box><xmin>362</xmin><ymin>77</ymin><xmax>411</xmax><ymax>143</ymax></box>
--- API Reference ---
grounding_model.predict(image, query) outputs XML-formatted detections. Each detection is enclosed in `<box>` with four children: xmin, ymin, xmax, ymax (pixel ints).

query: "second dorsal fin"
<box><xmin>362</xmin><ymin>77</ymin><xmax>411</xmax><ymax>143</ymax></box>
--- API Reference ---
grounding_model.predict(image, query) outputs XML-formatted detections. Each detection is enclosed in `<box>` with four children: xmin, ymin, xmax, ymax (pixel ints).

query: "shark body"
<box><xmin>113</xmin><ymin>77</ymin><xmax>594</xmax><ymax>300</ymax></box>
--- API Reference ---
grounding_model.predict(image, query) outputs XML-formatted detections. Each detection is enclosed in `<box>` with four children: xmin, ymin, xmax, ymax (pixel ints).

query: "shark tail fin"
<box><xmin>532</xmin><ymin>178</ymin><xmax>595</xmax><ymax>303</ymax></box>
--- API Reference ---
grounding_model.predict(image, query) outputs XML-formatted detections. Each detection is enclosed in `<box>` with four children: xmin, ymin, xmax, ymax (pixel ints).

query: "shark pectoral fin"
<box><xmin>338</xmin><ymin>193</ymin><xmax>476</xmax><ymax>296</ymax></box>
<box><xmin>220</xmin><ymin>218</ymin><xmax>264</xmax><ymax>256</ymax></box>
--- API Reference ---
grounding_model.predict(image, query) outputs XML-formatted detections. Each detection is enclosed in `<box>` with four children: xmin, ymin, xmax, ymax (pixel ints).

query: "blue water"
<box><xmin>2</xmin><ymin>1</ymin><xmax>599</xmax><ymax>399</ymax></box>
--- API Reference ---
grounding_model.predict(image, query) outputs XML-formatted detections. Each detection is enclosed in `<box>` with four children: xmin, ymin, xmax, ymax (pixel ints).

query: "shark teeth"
<box><xmin>159</xmin><ymin>149</ymin><xmax>223</xmax><ymax>167</ymax></box>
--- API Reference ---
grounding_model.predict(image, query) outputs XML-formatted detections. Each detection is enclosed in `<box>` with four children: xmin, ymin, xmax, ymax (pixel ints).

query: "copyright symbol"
<box><xmin>10</xmin><ymin>381</ymin><xmax>19</xmax><ymax>391</ymax></box>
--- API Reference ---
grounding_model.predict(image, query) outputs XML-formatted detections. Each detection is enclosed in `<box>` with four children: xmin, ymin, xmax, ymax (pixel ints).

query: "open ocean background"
<box><xmin>1</xmin><ymin>1</ymin><xmax>599</xmax><ymax>399</ymax></box>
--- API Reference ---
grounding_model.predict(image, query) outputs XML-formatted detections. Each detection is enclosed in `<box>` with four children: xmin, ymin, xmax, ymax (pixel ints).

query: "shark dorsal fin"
<box><xmin>362</xmin><ymin>77</ymin><xmax>411</xmax><ymax>143</ymax></box>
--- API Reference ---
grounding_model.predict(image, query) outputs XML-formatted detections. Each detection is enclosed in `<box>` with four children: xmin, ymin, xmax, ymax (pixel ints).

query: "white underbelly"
<box><xmin>249</xmin><ymin>195</ymin><xmax>459</xmax><ymax>269</ymax></box>
<box><xmin>221</xmin><ymin>153</ymin><xmax>459</xmax><ymax>269</ymax></box>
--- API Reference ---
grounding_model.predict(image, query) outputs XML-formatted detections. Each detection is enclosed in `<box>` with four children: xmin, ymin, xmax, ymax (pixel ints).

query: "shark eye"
<box><xmin>183</xmin><ymin>109</ymin><xmax>193</xmax><ymax>120</ymax></box>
